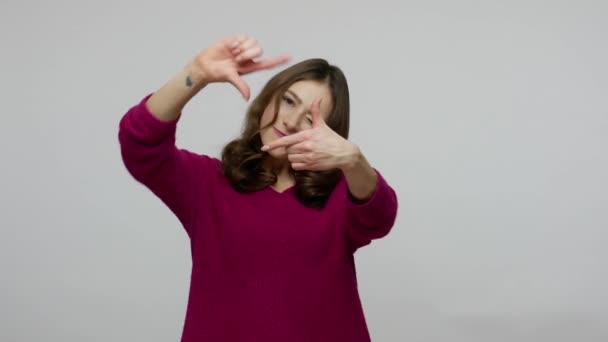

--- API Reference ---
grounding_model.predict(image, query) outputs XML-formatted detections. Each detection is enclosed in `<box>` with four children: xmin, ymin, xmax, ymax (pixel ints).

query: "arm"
<box><xmin>118</xmin><ymin>35</ymin><xmax>289</xmax><ymax>237</ymax></box>
<box><xmin>118</xmin><ymin>88</ymin><xmax>213</xmax><ymax>238</ymax></box>
<box><xmin>340</xmin><ymin>145</ymin><xmax>377</xmax><ymax>202</ymax></box>
<box><xmin>258</xmin><ymin>104</ymin><xmax>398</xmax><ymax>252</ymax></box>
<box><xmin>340</xmin><ymin>148</ymin><xmax>398</xmax><ymax>252</ymax></box>
<box><xmin>144</xmin><ymin>63</ymin><xmax>208</xmax><ymax>122</ymax></box>
<box><xmin>118</xmin><ymin>61</ymin><xmax>218</xmax><ymax>237</ymax></box>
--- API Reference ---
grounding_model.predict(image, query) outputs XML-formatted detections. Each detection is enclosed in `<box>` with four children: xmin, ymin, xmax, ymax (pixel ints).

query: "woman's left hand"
<box><xmin>261</xmin><ymin>99</ymin><xmax>360</xmax><ymax>171</ymax></box>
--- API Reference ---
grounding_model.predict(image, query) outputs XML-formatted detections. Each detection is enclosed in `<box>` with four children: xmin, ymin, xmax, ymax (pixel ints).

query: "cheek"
<box><xmin>260</xmin><ymin>104</ymin><xmax>278</xmax><ymax>126</ymax></box>
<box><xmin>260</xmin><ymin>127</ymin><xmax>279</xmax><ymax>151</ymax></box>
<box><xmin>268</xmin><ymin>146</ymin><xmax>287</xmax><ymax>158</ymax></box>
<box><xmin>260</xmin><ymin>111</ymin><xmax>271</xmax><ymax>127</ymax></box>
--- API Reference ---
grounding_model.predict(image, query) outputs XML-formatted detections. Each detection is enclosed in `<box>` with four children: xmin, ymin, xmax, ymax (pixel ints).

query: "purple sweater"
<box><xmin>118</xmin><ymin>93</ymin><xmax>398</xmax><ymax>342</ymax></box>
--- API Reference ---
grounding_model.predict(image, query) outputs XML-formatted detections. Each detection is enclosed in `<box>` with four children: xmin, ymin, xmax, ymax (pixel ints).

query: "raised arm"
<box><xmin>118</xmin><ymin>35</ymin><xmax>290</xmax><ymax>237</ymax></box>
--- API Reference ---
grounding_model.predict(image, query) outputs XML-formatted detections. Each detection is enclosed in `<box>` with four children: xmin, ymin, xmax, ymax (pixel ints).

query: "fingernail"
<box><xmin>261</xmin><ymin>145</ymin><xmax>269</xmax><ymax>151</ymax></box>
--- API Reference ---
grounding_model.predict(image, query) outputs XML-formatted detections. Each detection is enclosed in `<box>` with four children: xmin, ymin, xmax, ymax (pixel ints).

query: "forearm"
<box><xmin>340</xmin><ymin>146</ymin><xmax>378</xmax><ymax>202</ymax></box>
<box><xmin>341</xmin><ymin>152</ymin><xmax>398</xmax><ymax>251</ymax></box>
<box><xmin>145</xmin><ymin>62</ymin><xmax>209</xmax><ymax>122</ymax></box>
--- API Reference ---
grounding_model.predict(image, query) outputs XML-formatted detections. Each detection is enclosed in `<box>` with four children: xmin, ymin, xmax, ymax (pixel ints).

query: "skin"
<box><xmin>259</xmin><ymin>80</ymin><xmax>333</xmax><ymax>187</ymax></box>
<box><xmin>259</xmin><ymin>82</ymin><xmax>377</xmax><ymax>201</ymax></box>
<box><xmin>145</xmin><ymin>33</ymin><xmax>378</xmax><ymax>200</ymax></box>
<box><xmin>224</xmin><ymin>35</ymin><xmax>378</xmax><ymax>201</ymax></box>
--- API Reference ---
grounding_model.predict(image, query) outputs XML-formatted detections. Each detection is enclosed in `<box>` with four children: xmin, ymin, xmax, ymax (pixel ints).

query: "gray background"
<box><xmin>1</xmin><ymin>0</ymin><xmax>607</xmax><ymax>341</ymax></box>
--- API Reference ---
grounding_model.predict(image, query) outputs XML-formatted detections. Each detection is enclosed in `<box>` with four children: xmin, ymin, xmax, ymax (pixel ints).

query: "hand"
<box><xmin>261</xmin><ymin>99</ymin><xmax>360</xmax><ymax>171</ymax></box>
<box><xmin>191</xmin><ymin>34</ymin><xmax>290</xmax><ymax>100</ymax></box>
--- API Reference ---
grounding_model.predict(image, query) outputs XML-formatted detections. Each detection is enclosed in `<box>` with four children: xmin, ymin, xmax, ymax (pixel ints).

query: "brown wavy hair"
<box><xmin>221</xmin><ymin>58</ymin><xmax>350</xmax><ymax>209</ymax></box>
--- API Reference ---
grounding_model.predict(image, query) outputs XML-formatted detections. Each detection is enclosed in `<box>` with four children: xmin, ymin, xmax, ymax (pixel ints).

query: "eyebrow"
<box><xmin>285</xmin><ymin>90</ymin><xmax>302</xmax><ymax>104</ymax></box>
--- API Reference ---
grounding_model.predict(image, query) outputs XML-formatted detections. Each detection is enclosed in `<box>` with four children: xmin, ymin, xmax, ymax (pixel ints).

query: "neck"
<box><xmin>263</xmin><ymin>156</ymin><xmax>294</xmax><ymax>189</ymax></box>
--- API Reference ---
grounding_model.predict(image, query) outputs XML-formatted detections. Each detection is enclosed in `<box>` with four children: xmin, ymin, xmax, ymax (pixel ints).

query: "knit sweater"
<box><xmin>118</xmin><ymin>93</ymin><xmax>398</xmax><ymax>342</ymax></box>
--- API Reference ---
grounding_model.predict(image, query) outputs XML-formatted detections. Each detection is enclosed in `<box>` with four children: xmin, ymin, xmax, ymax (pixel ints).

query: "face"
<box><xmin>260</xmin><ymin>80</ymin><xmax>334</xmax><ymax>159</ymax></box>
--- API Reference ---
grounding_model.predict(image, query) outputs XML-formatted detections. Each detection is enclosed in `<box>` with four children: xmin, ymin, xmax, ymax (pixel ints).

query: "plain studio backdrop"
<box><xmin>1</xmin><ymin>0</ymin><xmax>607</xmax><ymax>341</ymax></box>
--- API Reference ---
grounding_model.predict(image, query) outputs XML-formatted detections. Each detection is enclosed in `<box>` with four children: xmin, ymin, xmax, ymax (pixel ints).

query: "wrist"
<box><xmin>183</xmin><ymin>62</ymin><xmax>210</xmax><ymax>89</ymax></box>
<box><xmin>340</xmin><ymin>143</ymin><xmax>362</xmax><ymax>173</ymax></box>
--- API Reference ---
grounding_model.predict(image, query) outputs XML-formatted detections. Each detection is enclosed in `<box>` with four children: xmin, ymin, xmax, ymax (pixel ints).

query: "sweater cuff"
<box><xmin>128</xmin><ymin>93</ymin><xmax>179</xmax><ymax>143</ymax></box>
<box><xmin>347</xmin><ymin>169</ymin><xmax>397</xmax><ymax>227</ymax></box>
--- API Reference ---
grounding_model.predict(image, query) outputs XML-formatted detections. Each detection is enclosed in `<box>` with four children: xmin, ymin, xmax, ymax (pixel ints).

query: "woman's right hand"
<box><xmin>190</xmin><ymin>34</ymin><xmax>290</xmax><ymax>101</ymax></box>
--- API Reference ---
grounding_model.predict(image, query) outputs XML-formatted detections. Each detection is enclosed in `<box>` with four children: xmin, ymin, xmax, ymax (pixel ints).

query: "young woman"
<box><xmin>118</xmin><ymin>34</ymin><xmax>398</xmax><ymax>342</ymax></box>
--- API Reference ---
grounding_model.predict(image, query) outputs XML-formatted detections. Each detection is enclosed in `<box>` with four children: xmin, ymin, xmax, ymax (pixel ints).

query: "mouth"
<box><xmin>273</xmin><ymin>127</ymin><xmax>288</xmax><ymax>137</ymax></box>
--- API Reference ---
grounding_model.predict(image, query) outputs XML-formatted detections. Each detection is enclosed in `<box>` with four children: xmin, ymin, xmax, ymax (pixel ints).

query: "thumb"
<box><xmin>311</xmin><ymin>98</ymin><xmax>324</xmax><ymax>128</ymax></box>
<box><xmin>227</xmin><ymin>72</ymin><xmax>250</xmax><ymax>101</ymax></box>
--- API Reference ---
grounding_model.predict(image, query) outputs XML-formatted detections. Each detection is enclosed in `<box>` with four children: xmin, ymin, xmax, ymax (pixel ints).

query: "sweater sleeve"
<box><xmin>343</xmin><ymin>169</ymin><xmax>398</xmax><ymax>253</ymax></box>
<box><xmin>118</xmin><ymin>93</ymin><xmax>216</xmax><ymax>239</ymax></box>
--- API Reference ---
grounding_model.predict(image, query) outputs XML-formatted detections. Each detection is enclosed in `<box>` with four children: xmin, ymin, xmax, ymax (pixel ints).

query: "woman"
<box><xmin>118</xmin><ymin>34</ymin><xmax>398</xmax><ymax>342</ymax></box>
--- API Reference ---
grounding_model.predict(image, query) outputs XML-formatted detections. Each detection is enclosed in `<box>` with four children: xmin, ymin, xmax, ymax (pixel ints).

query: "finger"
<box><xmin>230</xmin><ymin>40</ymin><xmax>257</xmax><ymax>57</ymax></box>
<box><xmin>228</xmin><ymin>34</ymin><xmax>248</xmax><ymax>48</ymax></box>
<box><xmin>239</xmin><ymin>54</ymin><xmax>290</xmax><ymax>74</ymax></box>
<box><xmin>287</xmin><ymin>153</ymin><xmax>308</xmax><ymax>164</ymax></box>
<box><xmin>285</xmin><ymin>144</ymin><xmax>303</xmax><ymax>155</ymax></box>
<box><xmin>286</xmin><ymin>140</ymin><xmax>312</xmax><ymax>154</ymax></box>
<box><xmin>291</xmin><ymin>162</ymin><xmax>310</xmax><ymax>171</ymax></box>
<box><xmin>232</xmin><ymin>37</ymin><xmax>256</xmax><ymax>55</ymax></box>
<box><xmin>226</xmin><ymin>72</ymin><xmax>250</xmax><ymax>100</ymax></box>
<box><xmin>311</xmin><ymin>98</ymin><xmax>324</xmax><ymax>128</ymax></box>
<box><xmin>261</xmin><ymin>130</ymin><xmax>309</xmax><ymax>151</ymax></box>
<box><xmin>236</xmin><ymin>46</ymin><xmax>263</xmax><ymax>62</ymax></box>
<box><xmin>238</xmin><ymin>37</ymin><xmax>257</xmax><ymax>51</ymax></box>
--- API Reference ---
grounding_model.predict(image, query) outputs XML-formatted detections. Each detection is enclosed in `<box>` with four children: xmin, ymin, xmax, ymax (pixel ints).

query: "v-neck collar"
<box><xmin>267</xmin><ymin>184</ymin><xmax>295</xmax><ymax>195</ymax></box>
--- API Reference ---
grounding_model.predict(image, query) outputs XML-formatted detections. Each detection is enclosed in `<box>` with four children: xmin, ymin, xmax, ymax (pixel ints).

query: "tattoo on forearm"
<box><xmin>186</xmin><ymin>75</ymin><xmax>193</xmax><ymax>87</ymax></box>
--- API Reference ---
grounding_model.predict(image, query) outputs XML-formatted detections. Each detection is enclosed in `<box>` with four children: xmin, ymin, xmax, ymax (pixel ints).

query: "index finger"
<box><xmin>239</xmin><ymin>54</ymin><xmax>291</xmax><ymax>74</ymax></box>
<box><xmin>261</xmin><ymin>130</ymin><xmax>309</xmax><ymax>151</ymax></box>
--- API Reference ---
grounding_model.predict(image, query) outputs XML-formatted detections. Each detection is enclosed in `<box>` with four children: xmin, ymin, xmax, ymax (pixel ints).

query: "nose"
<box><xmin>282</xmin><ymin>111</ymin><xmax>301</xmax><ymax>133</ymax></box>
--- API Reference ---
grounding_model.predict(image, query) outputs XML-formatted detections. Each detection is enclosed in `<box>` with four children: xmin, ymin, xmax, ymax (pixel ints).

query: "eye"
<box><xmin>282</xmin><ymin>95</ymin><xmax>295</xmax><ymax>107</ymax></box>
